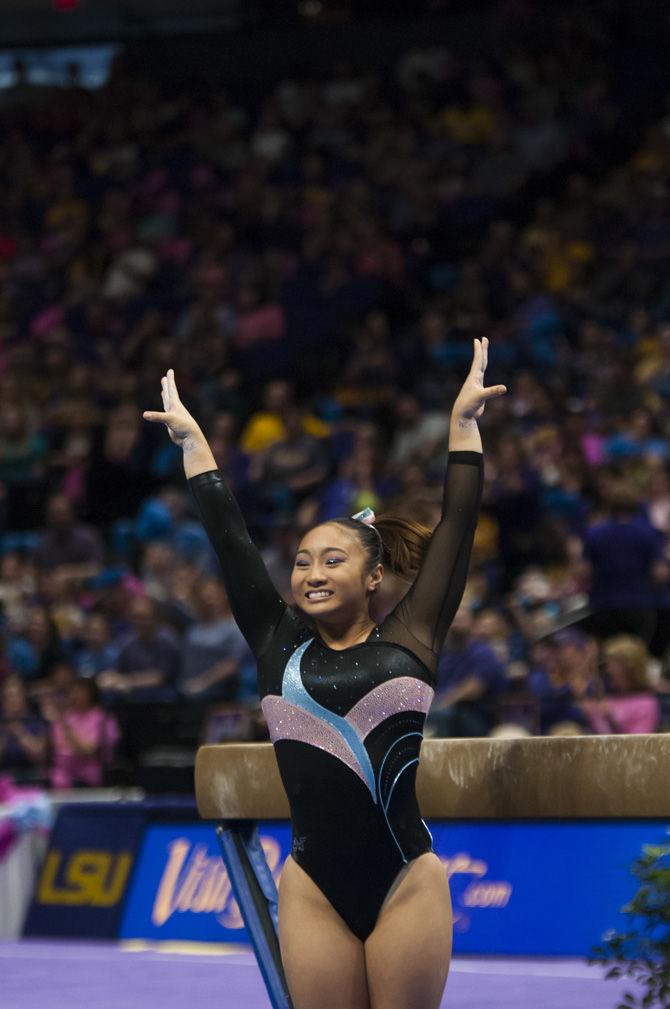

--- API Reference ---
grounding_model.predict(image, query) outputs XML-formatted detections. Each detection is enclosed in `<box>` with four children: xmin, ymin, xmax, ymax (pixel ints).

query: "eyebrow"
<box><xmin>296</xmin><ymin>547</ymin><xmax>349</xmax><ymax>556</ymax></box>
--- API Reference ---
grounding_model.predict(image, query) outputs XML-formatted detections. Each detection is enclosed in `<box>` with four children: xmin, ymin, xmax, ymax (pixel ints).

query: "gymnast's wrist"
<box><xmin>182</xmin><ymin>428</ymin><xmax>207</xmax><ymax>453</ymax></box>
<box><xmin>182</xmin><ymin>431</ymin><xmax>217</xmax><ymax>479</ymax></box>
<box><xmin>450</xmin><ymin>401</ymin><xmax>479</xmax><ymax>426</ymax></box>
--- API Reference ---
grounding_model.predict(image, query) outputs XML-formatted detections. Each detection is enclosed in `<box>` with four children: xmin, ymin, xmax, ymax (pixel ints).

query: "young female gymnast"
<box><xmin>144</xmin><ymin>338</ymin><xmax>506</xmax><ymax>1009</ymax></box>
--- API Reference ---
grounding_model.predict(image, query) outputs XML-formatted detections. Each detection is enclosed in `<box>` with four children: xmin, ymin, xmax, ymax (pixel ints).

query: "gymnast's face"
<box><xmin>291</xmin><ymin>523</ymin><xmax>383</xmax><ymax>624</ymax></box>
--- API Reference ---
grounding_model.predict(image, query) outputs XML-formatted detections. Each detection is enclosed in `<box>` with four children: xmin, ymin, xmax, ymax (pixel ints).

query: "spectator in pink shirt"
<box><xmin>581</xmin><ymin>635</ymin><xmax>660</xmax><ymax>735</ymax></box>
<box><xmin>234</xmin><ymin>284</ymin><xmax>286</xmax><ymax>348</ymax></box>
<box><xmin>44</xmin><ymin>677</ymin><xmax>119</xmax><ymax>788</ymax></box>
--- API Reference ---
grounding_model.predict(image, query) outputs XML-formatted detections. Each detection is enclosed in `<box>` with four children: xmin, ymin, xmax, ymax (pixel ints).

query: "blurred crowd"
<box><xmin>1</xmin><ymin>6</ymin><xmax>670</xmax><ymax>788</ymax></box>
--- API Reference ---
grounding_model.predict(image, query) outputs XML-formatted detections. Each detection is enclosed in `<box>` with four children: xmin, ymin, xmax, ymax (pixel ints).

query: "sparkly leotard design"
<box><xmin>189</xmin><ymin>451</ymin><xmax>483</xmax><ymax>940</ymax></box>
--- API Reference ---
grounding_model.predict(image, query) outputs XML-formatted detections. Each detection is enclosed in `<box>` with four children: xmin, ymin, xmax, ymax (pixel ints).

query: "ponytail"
<box><xmin>374</xmin><ymin>514</ymin><xmax>432</xmax><ymax>579</ymax></box>
<box><xmin>325</xmin><ymin>513</ymin><xmax>432</xmax><ymax>580</ymax></box>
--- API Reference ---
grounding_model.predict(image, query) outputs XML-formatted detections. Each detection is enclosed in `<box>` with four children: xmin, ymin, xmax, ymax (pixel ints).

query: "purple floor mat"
<box><xmin>0</xmin><ymin>940</ymin><xmax>644</xmax><ymax>1009</ymax></box>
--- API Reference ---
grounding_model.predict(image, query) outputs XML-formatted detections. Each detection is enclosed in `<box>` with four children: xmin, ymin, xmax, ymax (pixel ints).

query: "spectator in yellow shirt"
<box><xmin>240</xmin><ymin>379</ymin><xmax>329</xmax><ymax>454</ymax></box>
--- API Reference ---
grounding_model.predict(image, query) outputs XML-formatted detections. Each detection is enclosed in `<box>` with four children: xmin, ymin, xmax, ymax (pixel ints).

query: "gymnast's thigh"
<box><xmin>278</xmin><ymin>855</ymin><xmax>370</xmax><ymax>1009</ymax></box>
<box><xmin>364</xmin><ymin>853</ymin><xmax>453</xmax><ymax>1009</ymax></box>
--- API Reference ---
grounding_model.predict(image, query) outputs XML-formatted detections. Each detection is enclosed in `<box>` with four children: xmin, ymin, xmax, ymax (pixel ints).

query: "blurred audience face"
<box><xmin>27</xmin><ymin>606</ymin><xmax>52</xmax><ymax>646</ymax></box>
<box><xmin>168</xmin><ymin>562</ymin><xmax>200</xmax><ymax>606</ymax></box>
<box><xmin>210</xmin><ymin>412</ymin><xmax>238</xmax><ymax>443</ymax></box>
<box><xmin>1</xmin><ymin>677</ymin><xmax>28</xmax><ymax>720</ymax></box>
<box><xmin>83</xmin><ymin>613</ymin><xmax>110</xmax><ymax>650</ymax></box>
<box><xmin>602</xmin><ymin>636</ymin><xmax>649</xmax><ymax>694</ymax></box>
<box><xmin>1</xmin><ymin>552</ymin><xmax>24</xmax><ymax>582</ymax></box>
<box><xmin>128</xmin><ymin>596</ymin><xmax>157</xmax><ymax>638</ymax></box>
<box><xmin>142</xmin><ymin>542</ymin><xmax>175</xmax><ymax>576</ymax></box>
<box><xmin>395</xmin><ymin>394</ymin><xmax>420</xmax><ymax>425</ymax></box>
<box><xmin>473</xmin><ymin>608</ymin><xmax>508</xmax><ymax>641</ymax></box>
<box><xmin>46</xmin><ymin>493</ymin><xmax>75</xmax><ymax>532</ymax></box>
<box><xmin>421</xmin><ymin>310</ymin><xmax>447</xmax><ymax>347</ymax></box>
<box><xmin>69</xmin><ymin>678</ymin><xmax>98</xmax><ymax>712</ymax></box>
<box><xmin>551</xmin><ymin>632</ymin><xmax>596</xmax><ymax>691</ymax></box>
<box><xmin>263</xmin><ymin>380</ymin><xmax>292</xmax><ymax>414</ymax></box>
<box><xmin>49</xmin><ymin>662</ymin><xmax>76</xmax><ymax>696</ymax></box>
<box><xmin>198</xmin><ymin>578</ymin><xmax>230</xmax><ymax>619</ymax></box>
<box><xmin>605</xmin><ymin>656</ymin><xmax>633</xmax><ymax>693</ymax></box>
<box><xmin>0</xmin><ymin>402</ymin><xmax>28</xmax><ymax>440</ymax></box>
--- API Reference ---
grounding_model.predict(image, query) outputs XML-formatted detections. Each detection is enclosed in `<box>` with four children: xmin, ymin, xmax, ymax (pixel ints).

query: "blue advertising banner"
<box><xmin>24</xmin><ymin>803</ymin><xmax>148</xmax><ymax>939</ymax></box>
<box><xmin>120</xmin><ymin>822</ymin><xmax>292</xmax><ymax>943</ymax></box>
<box><xmin>119</xmin><ymin>819</ymin><xmax>670</xmax><ymax>956</ymax></box>
<box><xmin>431</xmin><ymin>820</ymin><xmax>670</xmax><ymax>956</ymax></box>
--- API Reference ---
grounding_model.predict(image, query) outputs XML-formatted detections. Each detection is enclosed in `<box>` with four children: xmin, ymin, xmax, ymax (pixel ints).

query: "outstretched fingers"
<box><xmin>167</xmin><ymin>368</ymin><xmax>181</xmax><ymax>404</ymax></box>
<box><xmin>143</xmin><ymin>410</ymin><xmax>171</xmax><ymax>423</ymax></box>
<box><xmin>482</xmin><ymin>383</ymin><xmax>507</xmax><ymax>400</ymax></box>
<box><xmin>145</xmin><ymin>370</ymin><xmax>181</xmax><ymax>426</ymax></box>
<box><xmin>470</xmin><ymin>338</ymin><xmax>483</xmax><ymax>375</ymax></box>
<box><xmin>145</xmin><ymin>369</ymin><xmax>185</xmax><ymax>425</ymax></box>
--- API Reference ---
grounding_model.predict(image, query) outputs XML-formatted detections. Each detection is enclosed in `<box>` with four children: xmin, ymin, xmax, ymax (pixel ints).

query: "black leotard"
<box><xmin>189</xmin><ymin>450</ymin><xmax>483</xmax><ymax>941</ymax></box>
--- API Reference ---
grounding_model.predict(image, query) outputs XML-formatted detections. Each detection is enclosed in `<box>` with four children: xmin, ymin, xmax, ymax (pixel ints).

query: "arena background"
<box><xmin>1</xmin><ymin>2</ymin><xmax>670</xmax><ymax>1007</ymax></box>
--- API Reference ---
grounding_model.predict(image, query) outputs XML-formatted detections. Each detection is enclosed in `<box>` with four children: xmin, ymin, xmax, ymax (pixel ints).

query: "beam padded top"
<box><xmin>195</xmin><ymin>735</ymin><xmax>670</xmax><ymax>820</ymax></box>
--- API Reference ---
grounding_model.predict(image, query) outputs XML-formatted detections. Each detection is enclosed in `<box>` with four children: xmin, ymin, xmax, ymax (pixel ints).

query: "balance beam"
<box><xmin>195</xmin><ymin>734</ymin><xmax>670</xmax><ymax>822</ymax></box>
<box><xmin>195</xmin><ymin>735</ymin><xmax>670</xmax><ymax>1009</ymax></box>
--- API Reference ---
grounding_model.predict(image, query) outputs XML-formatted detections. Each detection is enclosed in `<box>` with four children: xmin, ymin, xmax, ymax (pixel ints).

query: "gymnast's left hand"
<box><xmin>452</xmin><ymin>337</ymin><xmax>507</xmax><ymax>420</ymax></box>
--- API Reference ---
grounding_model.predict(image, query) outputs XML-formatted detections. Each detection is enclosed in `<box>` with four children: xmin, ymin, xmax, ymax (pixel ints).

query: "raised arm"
<box><xmin>393</xmin><ymin>339</ymin><xmax>506</xmax><ymax>653</ymax></box>
<box><xmin>144</xmin><ymin>370</ymin><xmax>286</xmax><ymax>657</ymax></box>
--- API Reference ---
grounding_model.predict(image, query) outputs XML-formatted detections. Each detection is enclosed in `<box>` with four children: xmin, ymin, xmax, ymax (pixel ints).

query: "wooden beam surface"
<box><xmin>195</xmin><ymin>735</ymin><xmax>670</xmax><ymax>821</ymax></box>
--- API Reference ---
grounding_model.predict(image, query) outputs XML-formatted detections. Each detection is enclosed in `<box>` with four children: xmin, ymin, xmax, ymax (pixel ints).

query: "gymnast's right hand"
<box><xmin>143</xmin><ymin>369</ymin><xmax>201</xmax><ymax>447</ymax></box>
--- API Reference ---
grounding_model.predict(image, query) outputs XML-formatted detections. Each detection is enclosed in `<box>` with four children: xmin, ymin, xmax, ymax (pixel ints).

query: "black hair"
<box><xmin>327</xmin><ymin>513</ymin><xmax>434</xmax><ymax>576</ymax></box>
<box><xmin>73</xmin><ymin>676</ymin><xmax>101</xmax><ymax>707</ymax></box>
<box><xmin>327</xmin><ymin>517</ymin><xmax>384</xmax><ymax>572</ymax></box>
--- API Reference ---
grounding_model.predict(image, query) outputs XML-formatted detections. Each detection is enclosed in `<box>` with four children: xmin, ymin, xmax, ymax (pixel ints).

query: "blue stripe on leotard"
<box><xmin>282</xmin><ymin>638</ymin><xmax>378</xmax><ymax>802</ymax></box>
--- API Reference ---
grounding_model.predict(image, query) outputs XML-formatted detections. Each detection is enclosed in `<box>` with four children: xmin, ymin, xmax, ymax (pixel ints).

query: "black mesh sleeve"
<box><xmin>188</xmin><ymin>469</ymin><xmax>287</xmax><ymax>659</ymax></box>
<box><xmin>385</xmin><ymin>451</ymin><xmax>483</xmax><ymax>658</ymax></box>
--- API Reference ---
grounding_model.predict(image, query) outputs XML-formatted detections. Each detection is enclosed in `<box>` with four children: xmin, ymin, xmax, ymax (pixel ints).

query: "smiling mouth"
<box><xmin>305</xmin><ymin>590</ymin><xmax>334</xmax><ymax>601</ymax></box>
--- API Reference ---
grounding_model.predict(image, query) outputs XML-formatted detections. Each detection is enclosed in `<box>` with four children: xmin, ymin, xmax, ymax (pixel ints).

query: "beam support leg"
<box><xmin>215</xmin><ymin>821</ymin><xmax>293</xmax><ymax>1009</ymax></box>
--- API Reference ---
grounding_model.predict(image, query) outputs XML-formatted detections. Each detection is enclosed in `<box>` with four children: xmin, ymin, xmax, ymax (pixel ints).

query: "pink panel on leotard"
<box><xmin>261</xmin><ymin>695</ymin><xmax>369</xmax><ymax>787</ymax></box>
<box><xmin>345</xmin><ymin>677</ymin><xmax>434</xmax><ymax>738</ymax></box>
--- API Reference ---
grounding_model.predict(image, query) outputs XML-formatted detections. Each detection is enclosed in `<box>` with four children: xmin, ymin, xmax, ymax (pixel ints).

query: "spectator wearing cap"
<box><xmin>527</xmin><ymin>629</ymin><xmax>594</xmax><ymax>735</ymax></box>
<box><xmin>427</xmin><ymin>603</ymin><xmax>507</xmax><ymax>738</ymax></box>
<box><xmin>580</xmin><ymin>635</ymin><xmax>660</xmax><ymax>734</ymax></box>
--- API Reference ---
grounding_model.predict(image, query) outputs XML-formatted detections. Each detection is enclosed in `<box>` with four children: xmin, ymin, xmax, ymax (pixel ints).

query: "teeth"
<box><xmin>307</xmin><ymin>591</ymin><xmax>332</xmax><ymax>599</ymax></box>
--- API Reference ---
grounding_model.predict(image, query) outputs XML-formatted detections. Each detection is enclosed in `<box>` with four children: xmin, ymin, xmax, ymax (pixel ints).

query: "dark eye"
<box><xmin>326</xmin><ymin>558</ymin><xmax>343</xmax><ymax>565</ymax></box>
<box><xmin>295</xmin><ymin>559</ymin><xmax>309</xmax><ymax>567</ymax></box>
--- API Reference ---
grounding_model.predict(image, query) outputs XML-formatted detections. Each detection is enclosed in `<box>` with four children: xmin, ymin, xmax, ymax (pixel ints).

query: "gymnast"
<box><xmin>144</xmin><ymin>338</ymin><xmax>506</xmax><ymax>1009</ymax></box>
